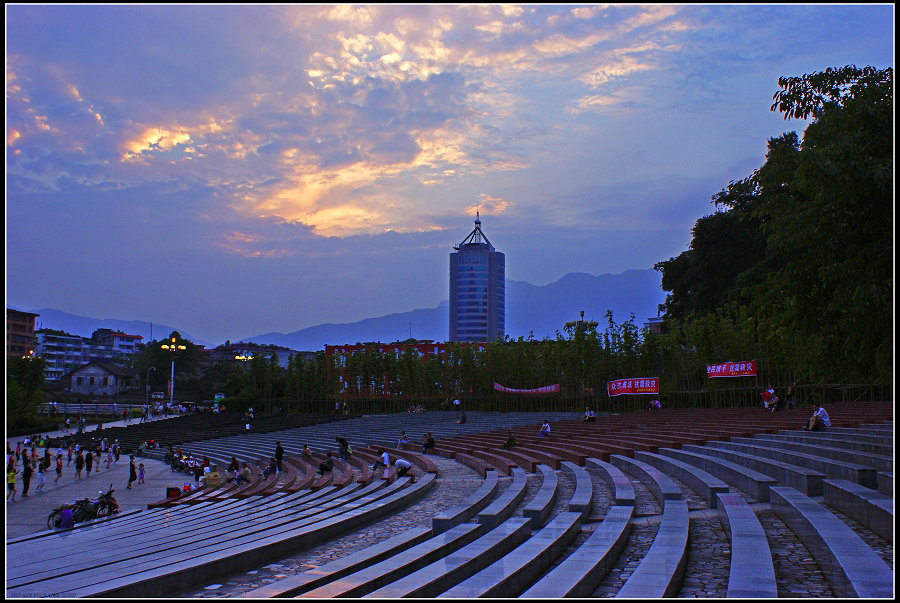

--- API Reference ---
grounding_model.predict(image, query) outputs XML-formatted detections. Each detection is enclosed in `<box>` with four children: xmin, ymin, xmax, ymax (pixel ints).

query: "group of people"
<box><xmin>761</xmin><ymin>384</ymin><xmax>798</xmax><ymax>412</ymax></box>
<box><xmin>7</xmin><ymin>436</ymin><xmax>144</xmax><ymax>501</ymax></box>
<box><xmin>369</xmin><ymin>449</ymin><xmax>413</xmax><ymax>479</ymax></box>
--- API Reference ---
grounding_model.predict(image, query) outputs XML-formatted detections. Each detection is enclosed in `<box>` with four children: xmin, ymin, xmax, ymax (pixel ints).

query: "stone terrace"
<box><xmin>5</xmin><ymin>401</ymin><xmax>893</xmax><ymax>598</ymax></box>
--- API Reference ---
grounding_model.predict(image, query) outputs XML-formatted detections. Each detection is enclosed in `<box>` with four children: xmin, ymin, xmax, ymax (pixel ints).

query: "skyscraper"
<box><xmin>449</xmin><ymin>212</ymin><xmax>505</xmax><ymax>342</ymax></box>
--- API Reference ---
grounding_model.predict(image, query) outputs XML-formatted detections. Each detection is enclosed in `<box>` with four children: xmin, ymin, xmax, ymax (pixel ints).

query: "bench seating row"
<box><xmin>7</xmin><ymin>475</ymin><xmax>435</xmax><ymax>598</ymax></box>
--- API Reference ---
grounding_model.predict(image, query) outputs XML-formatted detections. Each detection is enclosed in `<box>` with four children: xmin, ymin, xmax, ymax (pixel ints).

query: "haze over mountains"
<box><xmin>21</xmin><ymin>269</ymin><xmax>665</xmax><ymax>351</ymax></box>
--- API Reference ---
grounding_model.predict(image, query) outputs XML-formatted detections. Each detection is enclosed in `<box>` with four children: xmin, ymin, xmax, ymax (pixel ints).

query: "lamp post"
<box><xmin>161</xmin><ymin>337</ymin><xmax>186</xmax><ymax>407</ymax></box>
<box><xmin>145</xmin><ymin>366</ymin><xmax>157</xmax><ymax>406</ymax></box>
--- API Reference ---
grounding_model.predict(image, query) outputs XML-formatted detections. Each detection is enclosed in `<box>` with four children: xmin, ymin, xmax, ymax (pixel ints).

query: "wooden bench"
<box><xmin>822</xmin><ymin>478</ymin><xmax>893</xmax><ymax>542</ymax></box>
<box><xmin>514</xmin><ymin>441</ymin><xmax>586</xmax><ymax>465</ymax></box>
<box><xmin>506</xmin><ymin>445</ymin><xmax>561</xmax><ymax>470</ymax></box>
<box><xmin>658</xmin><ymin>447</ymin><xmax>778</xmax><ymax>503</ymax></box>
<box><xmin>710</xmin><ymin>440</ymin><xmax>878</xmax><ymax>489</ymax></box>
<box><xmin>433</xmin><ymin>470</ymin><xmax>500</xmax><ymax>534</ymax></box>
<box><xmin>297</xmin><ymin>522</ymin><xmax>485</xmax><ymax>598</ymax></box>
<box><xmin>477</xmin><ymin>467</ymin><xmax>529</xmax><ymax>530</ymax></box>
<box><xmin>769</xmin><ymin>485</ymin><xmax>893</xmax><ymax>598</ymax></box>
<box><xmin>522</xmin><ymin>464</ymin><xmax>558</xmax><ymax>529</ymax></box>
<box><xmin>489</xmin><ymin>448</ymin><xmax>542</xmax><ymax>472</ymax></box>
<box><xmin>471</xmin><ymin>450</ymin><xmax>516</xmax><ymax>475</ymax></box>
<box><xmin>746</xmin><ymin>434</ymin><xmax>893</xmax><ymax>472</ymax></box>
<box><xmin>716</xmin><ymin>492</ymin><xmax>778</xmax><ymax>598</ymax></box>
<box><xmin>8</xmin><ymin>480</ymin><xmax>390</xmax><ymax>593</ymax></box>
<box><xmin>633</xmin><ymin>451</ymin><xmax>730</xmax><ymax>508</ymax></box>
<box><xmin>44</xmin><ymin>476</ymin><xmax>435</xmax><ymax>598</ymax></box>
<box><xmin>609</xmin><ymin>455</ymin><xmax>682</xmax><ymax>505</ymax></box>
<box><xmin>586</xmin><ymin>457</ymin><xmax>635</xmax><ymax>506</ymax></box>
<box><xmin>520</xmin><ymin>505</ymin><xmax>634</xmax><ymax>598</ymax></box>
<box><xmin>683</xmin><ymin>443</ymin><xmax>826</xmax><ymax>496</ymax></box>
<box><xmin>236</xmin><ymin>527</ymin><xmax>434</xmax><ymax>597</ymax></box>
<box><xmin>453</xmin><ymin>452</ymin><xmax>495</xmax><ymax>477</ymax></box>
<box><xmin>361</xmin><ymin>516</ymin><xmax>533</xmax><ymax>598</ymax></box>
<box><xmin>437</xmin><ymin>511</ymin><xmax>582</xmax><ymax>598</ymax></box>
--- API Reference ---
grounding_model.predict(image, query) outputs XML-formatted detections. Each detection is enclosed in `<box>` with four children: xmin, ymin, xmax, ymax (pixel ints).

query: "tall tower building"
<box><xmin>449</xmin><ymin>212</ymin><xmax>505</xmax><ymax>342</ymax></box>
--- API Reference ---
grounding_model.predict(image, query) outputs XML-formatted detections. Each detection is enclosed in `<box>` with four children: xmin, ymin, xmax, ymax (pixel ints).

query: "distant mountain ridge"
<box><xmin>17</xmin><ymin>268</ymin><xmax>665</xmax><ymax>352</ymax></box>
<box><xmin>17</xmin><ymin>309</ymin><xmax>208</xmax><ymax>348</ymax></box>
<box><xmin>247</xmin><ymin>268</ymin><xmax>665</xmax><ymax>350</ymax></box>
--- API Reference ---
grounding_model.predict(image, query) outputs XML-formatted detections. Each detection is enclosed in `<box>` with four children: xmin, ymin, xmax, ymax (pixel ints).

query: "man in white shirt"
<box><xmin>393</xmin><ymin>457</ymin><xmax>412</xmax><ymax>478</ymax></box>
<box><xmin>806</xmin><ymin>404</ymin><xmax>830</xmax><ymax>431</ymax></box>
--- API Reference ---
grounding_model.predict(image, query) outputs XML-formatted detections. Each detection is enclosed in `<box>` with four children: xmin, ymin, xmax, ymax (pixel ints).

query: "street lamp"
<box><xmin>161</xmin><ymin>338</ymin><xmax>186</xmax><ymax>407</ymax></box>
<box><xmin>145</xmin><ymin>366</ymin><xmax>157</xmax><ymax>406</ymax></box>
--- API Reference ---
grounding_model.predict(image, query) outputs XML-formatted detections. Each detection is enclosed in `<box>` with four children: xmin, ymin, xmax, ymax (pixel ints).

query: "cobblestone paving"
<box><xmin>822</xmin><ymin>502</ymin><xmax>893</xmax><ymax>569</ymax></box>
<box><xmin>670</xmin><ymin>475</ymin><xmax>730</xmax><ymax>598</ymax></box>
<box><xmin>755</xmin><ymin>507</ymin><xmax>836</xmax><ymax>598</ymax></box>
<box><xmin>181</xmin><ymin>457</ymin><xmax>482</xmax><ymax>597</ymax></box>
<box><xmin>591</xmin><ymin>478</ymin><xmax>660</xmax><ymax>597</ymax></box>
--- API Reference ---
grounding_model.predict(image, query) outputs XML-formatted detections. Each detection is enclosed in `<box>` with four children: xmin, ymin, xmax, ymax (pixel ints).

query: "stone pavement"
<box><xmin>7</xmin><ymin>416</ymin><xmax>893</xmax><ymax>598</ymax></box>
<box><xmin>5</xmin><ymin>416</ymin><xmax>195</xmax><ymax>539</ymax></box>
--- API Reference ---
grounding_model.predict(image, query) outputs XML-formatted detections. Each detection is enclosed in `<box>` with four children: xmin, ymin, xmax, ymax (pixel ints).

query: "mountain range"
<box><xmin>20</xmin><ymin>268</ymin><xmax>666</xmax><ymax>351</ymax></box>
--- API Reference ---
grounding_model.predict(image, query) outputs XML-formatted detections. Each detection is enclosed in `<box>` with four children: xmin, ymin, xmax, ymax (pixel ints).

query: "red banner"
<box><xmin>706</xmin><ymin>361</ymin><xmax>757</xmax><ymax>378</ymax></box>
<box><xmin>493</xmin><ymin>382</ymin><xmax>560</xmax><ymax>394</ymax></box>
<box><xmin>607</xmin><ymin>378</ymin><xmax>659</xmax><ymax>396</ymax></box>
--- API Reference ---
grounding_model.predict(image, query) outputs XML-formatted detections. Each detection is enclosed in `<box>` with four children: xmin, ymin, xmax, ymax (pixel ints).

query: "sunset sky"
<box><xmin>6</xmin><ymin>4</ymin><xmax>893</xmax><ymax>345</ymax></box>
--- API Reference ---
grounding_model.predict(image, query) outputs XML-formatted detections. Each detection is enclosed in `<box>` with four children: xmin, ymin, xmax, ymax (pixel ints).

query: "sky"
<box><xmin>6</xmin><ymin>4</ymin><xmax>894</xmax><ymax>345</ymax></box>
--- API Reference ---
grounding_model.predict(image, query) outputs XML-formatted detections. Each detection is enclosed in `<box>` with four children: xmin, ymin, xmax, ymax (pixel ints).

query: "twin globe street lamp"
<box><xmin>160</xmin><ymin>337</ymin><xmax>186</xmax><ymax>407</ymax></box>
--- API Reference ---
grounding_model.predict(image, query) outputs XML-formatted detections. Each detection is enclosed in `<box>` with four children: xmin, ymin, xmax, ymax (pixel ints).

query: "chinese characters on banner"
<box><xmin>607</xmin><ymin>378</ymin><xmax>659</xmax><ymax>396</ymax></box>
<box><xmin>493</xmin><ymin>382</ymin><xmax>560</xmax><ymax>394</ymax></box>
<box><xmin>706</xmin><ymin>361</ymin><xmax>757</xmax><ymax>378</ymax></box>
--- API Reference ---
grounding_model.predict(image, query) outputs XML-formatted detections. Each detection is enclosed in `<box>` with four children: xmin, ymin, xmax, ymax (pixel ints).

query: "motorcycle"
<box><xmin>47</xmin><ymin>502</ymin><xmax>78</xmax><ymax>530</ymax></box>
<box><xmin>48</xmin><ymin>484</ymin><xmax>119</xmax><ymax>529</ymax></box>
<box><xmin>76</xmin><ymin>484</ymin><xmax>120</xmax><ymax>520</ymax></box>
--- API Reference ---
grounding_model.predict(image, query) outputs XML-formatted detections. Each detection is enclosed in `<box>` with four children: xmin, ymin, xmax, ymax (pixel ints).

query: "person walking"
<box><xmin>7</xmin><ymin>464</ymin><xmax>17</xmax><ymax>501</ymax></box>
<box><xmin>21</xmin><ymin>457</ymin><xmax>33</xmax><ymax>497</ymax></box>
<box><xmin>55</xmin><ymin>454</ymin><xmax>64</xmax><ymax>484</ymax></box>
<box><xmin>127</xmin><ymin>455</ymin><xmax>137</xmax><ymax>489</ymax></box>
<box><xmin>85</xmin><ymin>450</ymin><xmax>94</xmax><ymax>477</ymax></box>
<box><xmin>275</xmin><ymin>441</ymin><xmax>285</xmax><ymax>472</ymax></box>
<box><xmin>35</xmin><ymin>457</ymin><xmax>46</xmax><ymax>493</ymax></box>
<box><xmin>138</xmin><ymin>463</ymin><xmax>145</xmax><ymax>485</ymax></box>
<box><xmin>75</xmin><ymin>450</ymin><xmax>84</xmax><ymax>479</ymax></box>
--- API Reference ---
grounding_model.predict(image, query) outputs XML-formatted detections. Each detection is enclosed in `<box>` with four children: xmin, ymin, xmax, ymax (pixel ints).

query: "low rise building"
<box><xmin>61</xmin><ymin>361</ymin><xmax>139</xmax><ymax>396</ymax></box>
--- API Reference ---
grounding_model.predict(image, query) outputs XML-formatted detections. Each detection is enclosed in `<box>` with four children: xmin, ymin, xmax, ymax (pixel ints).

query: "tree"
<box><xmin>657</xmin><ymin>65</ymin><xmax>893</xmax><ymax>385</ymax></box>
<box><xmin>7</xmin><ymin>356</ymin><xmax>47</xmax><ymax>429</ymax></box>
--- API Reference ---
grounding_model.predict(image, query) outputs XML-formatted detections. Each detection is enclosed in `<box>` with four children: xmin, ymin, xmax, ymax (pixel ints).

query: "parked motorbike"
<box><xmin>47</xmin><ymin>502</ymin><xmax>78</xmax><ymax>530</ymax></box>
<box><xmin>48</xmin><ymin>484</ymin><xmax>119</xmax><ymax>529</ymax></box>
<box><xmin>76</xmin><ymin>484</ymin><xmax>119</xmax><ymax>520</ymax></box>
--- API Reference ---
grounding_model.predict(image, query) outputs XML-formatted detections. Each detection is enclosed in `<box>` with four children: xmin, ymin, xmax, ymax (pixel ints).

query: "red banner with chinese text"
<box><xmin>607</xmin><ymin>378</ymin><xmax>659</xmax><ymax>396</ymax></box>
<box><xmin>706</xmin><ymin>361</ymin><xmax>757</xmax><ymax>378</ymax></box>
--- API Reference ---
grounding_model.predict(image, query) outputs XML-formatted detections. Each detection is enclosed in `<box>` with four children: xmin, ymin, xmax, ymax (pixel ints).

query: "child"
<box><xmin>8</xmin><ymin>465</ymin><xmax>18</xmax><ymax>501</ymax></box>
<box><xmin>35</xmin><ymin>458</ymin><xmax>46</xmax><ymax>492</ymax></box>
<box><xmin>138</xmin><ymin>463</ymin><xmax>145</xmax><ymax>485</ymax></box>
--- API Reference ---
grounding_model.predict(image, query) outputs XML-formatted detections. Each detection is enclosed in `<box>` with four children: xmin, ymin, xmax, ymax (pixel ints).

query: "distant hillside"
<box><xmin>16</xmin><ymin>268</ymin><xmax>665</xmax><ymax>352</ymax></box>
<box><xmin>23</xmin><ymin>309</ymin><xmax>207</xmax><ymax>347</ymax></box>
<box><xmin>250</xmin><ymin>268</ymin><xmax>665</xmax><ymax>350</ymax></box>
